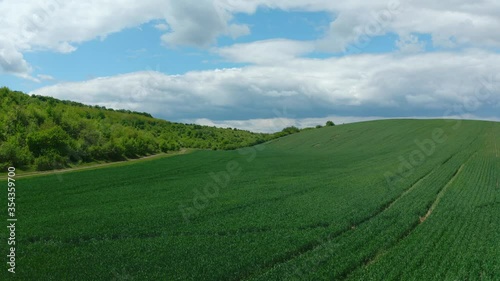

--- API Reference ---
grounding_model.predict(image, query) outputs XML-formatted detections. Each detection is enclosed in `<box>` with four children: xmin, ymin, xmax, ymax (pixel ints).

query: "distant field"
<box><xmin>1</xmin><ymin>119</ymin><xmax>498</xmax><ymax>280</ymax></box>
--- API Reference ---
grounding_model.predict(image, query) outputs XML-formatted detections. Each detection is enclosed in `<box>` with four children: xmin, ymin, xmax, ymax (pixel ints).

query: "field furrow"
<box><xmin>1</xmin><ymin>119</ymin><xmax>498</xmax><ymax>280</ymax></box>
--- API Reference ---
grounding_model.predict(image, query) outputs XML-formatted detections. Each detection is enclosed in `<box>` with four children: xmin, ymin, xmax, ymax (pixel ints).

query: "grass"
<box><xmin>0</xmin><ymin>149</ymin><xmax>193</xmax><ymax>180</ymax></box>
<box><xmin>0</xmin><ymin>119</ymin><xmax>498</xmax><ymax>280</ymax></box>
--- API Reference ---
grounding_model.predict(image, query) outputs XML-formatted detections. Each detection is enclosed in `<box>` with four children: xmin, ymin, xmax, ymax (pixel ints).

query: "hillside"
<box><xmin>1</xmin><ymin>119</ymin><xmax>498</xmax><ymax>280</ymax></box>
<box><xmin>0</xmin><ymin>87</ymin><xmax>296</xmax><ymax>171</ymax></box>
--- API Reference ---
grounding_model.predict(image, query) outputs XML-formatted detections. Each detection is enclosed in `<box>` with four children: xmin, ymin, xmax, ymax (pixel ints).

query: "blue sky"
<box><xmin>1</xmin><ymin>0</ymin><xmax>499</xmax><ymax>132</ymax></box>
<box><xmin>4</xmin><ymin>9</ymin><xmax>337</xmax><ymax>90</ymax></box>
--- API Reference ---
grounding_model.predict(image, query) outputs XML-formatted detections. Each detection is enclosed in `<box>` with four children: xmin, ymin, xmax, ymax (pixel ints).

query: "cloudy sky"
<box><xmin>1</xmin><ymin>0</ymin><xmax>499</xmax><ymax>132</ymax></box>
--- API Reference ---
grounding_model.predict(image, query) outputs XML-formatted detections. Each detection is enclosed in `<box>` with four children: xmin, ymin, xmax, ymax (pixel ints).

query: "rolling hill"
<box><xmin>0</xmin><ymin>119</ymin><xmax>498</xmax><ymax>280</ymax></box>
<box><xmin>0</xmin><ymin>87</ymin><xmax>296</xmax><ymax>172</ymax></box>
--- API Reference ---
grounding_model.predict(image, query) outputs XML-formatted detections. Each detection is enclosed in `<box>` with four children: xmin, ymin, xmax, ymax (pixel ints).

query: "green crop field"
<box><xmin>1</xmin><ymin>119</ymin><xmax>499</xmax><ymax>280</ymax></box>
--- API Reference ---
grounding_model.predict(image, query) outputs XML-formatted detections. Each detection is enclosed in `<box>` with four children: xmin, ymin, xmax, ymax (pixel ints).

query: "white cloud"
<box><xmin>220</xmin><ymin>0</ymin><xmax>500</xmax><ymax>53</ymax></box>
<box><xmin>215</xmin><ymin>39</ymin><xmax>315</xmax><ymax>64</ymax></box>
<box><xmin>187</xmin><ymin>116</ymin><xmax>390</xmax><ymax>133</ymax></box>
<box><xmin>154</xmin><ymin>23</ymin><xmax>169</xmax><ymax>31</ymax></box>
<box><xmin>30</xmin><ymin>50</ymin><xmax>500</xmax><ymax>124</ymax></box>
<box><xmin>226</xmin><ymin>23</ymin><xmax>251</xmax><ymax>39</ymax></box>
<box><xmin>55</xmin><ymin>42</ymin><xmax>77</xmax><ymax>54</ymax></box>
<box><xmin>396</xmin><ymin>34</ymin><xmax>426</xmax><ymax>53</ymax></box>
<box><xmin>2</xmin><ymin>0</ymin><xmax>500</xmax><ymax>79</ymax></box>
<box><xmin>0</xmin><ymin>0</ymin><xmax>163</xmax><ymax>77</ymax></box>
<box><xmin>0</xmin><ymin>40</ymin><xmax>32</xmax><ymax>75</ymax></box>
<box><xmin>160</xmin><ymin>0</ymin><xmax>250</xmax><ymax>47</ymax></box>
<box><xmin>186</xmin><ymin>114</ymin><xmax>500</xmax><ymax>133</ymax></box>
<box><xmin>0</xmin><ymin>0</ymin><xmax>248</xmax><ymax>77</ymax></box>
<box><xmin>3</xmin><ymin>0</ymin><xmax>500</xmax><ymax>131</ymax></box>
<box><xmin>36</xmin><ymin>74</ymin><xmax>55</xmax><ymax>81</ymax></box>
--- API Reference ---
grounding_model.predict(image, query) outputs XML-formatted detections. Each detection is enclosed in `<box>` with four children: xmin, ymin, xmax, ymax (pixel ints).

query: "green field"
<box><xmin>1</xmin><ymin>119</ymin><xmax>499</xmax><ymax>280</ymax></box>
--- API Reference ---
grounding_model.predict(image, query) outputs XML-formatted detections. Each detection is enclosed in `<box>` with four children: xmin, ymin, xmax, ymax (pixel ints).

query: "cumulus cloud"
<box><xmin>215</xmin><ymin>39</ymin><xmax>315</xmax><ymax>64</ymax></box>
<box><xmin>0</xmin><ymin>0</ymin><xmax>248</xmax><ymax>77</ymax></box>
<box><xmin>160</xmin><ymin>0</ymin><xmax>249</xmax><ymax>47</ymax></box>
<box><xmin>36</xmin><ymin>74</ymin><xmax>55</xmax><ymax>81</ymax></box>
<box><xmin>0</xmin><ymin>41</ymin><xmax>32</xmax><ymax>75</ymax></box>
<box><xmin>186</xmin><ymin>115</ymin><xmax>500</xmax><ymax>133</ymax></box>
<box><xmin>2</xmin><ymin>0</ymin><xmax>500</xmax><ymax>78</ymax></box>
<box><xmin>4</xmin><ymin>0</ymin><xmax>500</xmax><ymax>129</ymax></box>
<box><xmin>232</xmin><ymin>0</ymin><xmax>500</xmax><ymax>53</ymax></box>
<box><xmin>30</xmin><ymin>50</ymin><xmax>500</xmax><ymax>125</ymax></box>
<box><xmin>214</xmin><ymin>0</ymin><xmax>500</xmax><ymax>56</ymax></box>
<box><xmin>0</xmin><ymin>0</ymin><xmax>162</xmax><ymax>77</ymax></box>
<box><xmin>153</xmin><ymin>23</ymin><xmax>169</xmax><ymax>31</ymax></box>
<box><xmin>396</xmin><ymin>34</ymin><xmax>426</xmax><ymax>53</ymax></box>
<box><xmin>186</xmin><ymin>116</ymin><xmax>390</xmax><ymax>133</ymax></box>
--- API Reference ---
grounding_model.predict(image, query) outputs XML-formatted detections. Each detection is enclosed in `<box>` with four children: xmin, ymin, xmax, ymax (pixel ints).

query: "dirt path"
<box><xmin>420</xmin><ymin>163</ymin><xmax>466</xmax><ymax>223</ymax></box>
<box><xmin>0</xmin><ymin>149</ymin><xmax>191</xmax><ymax>180</ymax></box>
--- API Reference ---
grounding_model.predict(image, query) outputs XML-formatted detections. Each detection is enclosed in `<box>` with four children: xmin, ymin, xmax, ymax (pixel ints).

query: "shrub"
<box><xmin>281</xmin><ymin>126</ymin><xmax>300</xmax><ymax>135</ymax></box>
<box><xmin>0</xmin><ymin>137</ymin><xmax>33</xmax><ymax>169</ymax></box>
<box><xmin>27</xmin><ymin>126</ymin><xmax>71</xmax><ymax>157</ymax></box>
<box><xmin>34</xmin><ymin>151</ymin><xmax>66</xmax><ymax>171</ymax></box>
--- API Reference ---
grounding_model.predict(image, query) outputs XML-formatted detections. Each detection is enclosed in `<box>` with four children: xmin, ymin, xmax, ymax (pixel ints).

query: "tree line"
<box><xmin>0</xmin><ymin>87</ymin><xmax>326</xmax><ymax>171</ymax></box>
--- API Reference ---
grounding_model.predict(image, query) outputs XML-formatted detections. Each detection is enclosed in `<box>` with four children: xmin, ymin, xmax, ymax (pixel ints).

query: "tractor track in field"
<box><xmin>419</xmin><ymin>162</ymin><xmax>466</xmax><ymax>223</ymax></box>
<box><xmin>243</xmin><ymin>145</ymin><xmax>472</xmax><ymax>281</ymax></box>
<box><xmin>26</xmin><ymin>162</ymin><xmax>445</xmax><ymax>248</ymax></box>
<box><xmin>340</xmin><ymin>152</ymin><xmax>475</xmax><ymax>280</ymax></box>
<box><xmin>23</xmin><ymin>149</ymin><xmax>474</xmax><ymax>280</ymax></box>
<box><xmin>238</xmin><ymin>161</ymin><xmax>443</xmax><ymax>281</ymax></box>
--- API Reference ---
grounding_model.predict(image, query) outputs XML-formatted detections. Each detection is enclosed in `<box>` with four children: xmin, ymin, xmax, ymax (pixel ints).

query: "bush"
<box><xmin>27</xmin><ymin>126</ymin><xmax>71</xmax><ymax>157</ymax></box>
<box><xmin>326</xmin><ymin>121</ymin><xmax>335</xmax><ymax>126</ymax></box>
<box><xmin>281</xmin><ymin>126</ymin><xmax>300</xmax><ymax>135</ymax></box>
<box><xmin>121</xmin><ymin>138</ymin><xmax>139</xmax><ymax>158</ymax></box>
<box><xmin>0</xmin><ymin>138</ymin><xmax>33</xmax><ymax>168</ymax></box>
<box><xmin>34</xmin><ymin>151</ymin><xmax>66</xmax><ymax>171</ymax></box>
<box><xmin>0</xmin><ymin>161</ymin><xmax>13</xmax><ymax>172</ymax></box>
<box><xmin>101</xmin><ymin>142</ymin><xmax>125</xmax><ymax>161</ymax></box>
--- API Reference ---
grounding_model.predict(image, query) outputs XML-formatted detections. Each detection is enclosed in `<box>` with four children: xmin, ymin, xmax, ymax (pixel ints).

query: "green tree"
<box><xmin>0</xmin><ymin>136</ymin><xmax>33</xmax><ymax>169</ymax></box>
<box><xmin>0</xmin><ymin>88</ymin><xmax>283</xmax><ymax>171</ymax></box>
<box><xmin>34</xmin><ymin>150</ymin><xmax>66</xmax><ymax>171</ymax></box>
<box><xmin>27</xmin><ymin>126</ymin><xmax>71</xmax><ymax>157</ymax></box>
<box><xmin>281</xmin><ymin>126</ymin><xmax>300</xmax><ymax>135</ymax></box>
<box><xmin>326</xmin><ymin>120</ymin><xmax>335</xmax><ymax>126</ymax></box>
